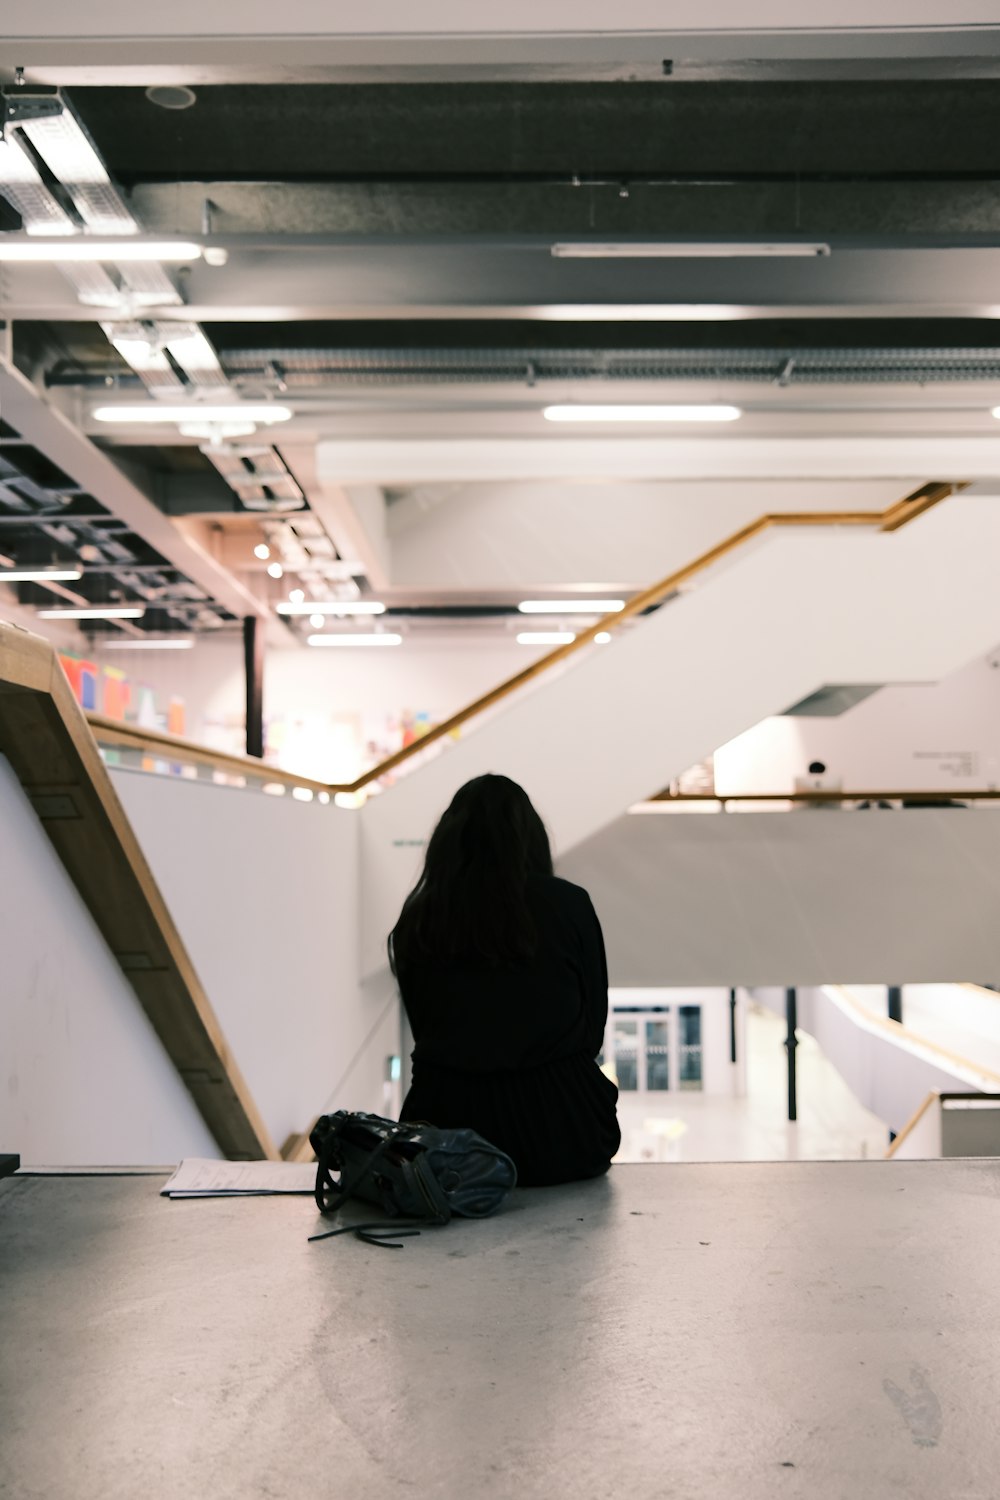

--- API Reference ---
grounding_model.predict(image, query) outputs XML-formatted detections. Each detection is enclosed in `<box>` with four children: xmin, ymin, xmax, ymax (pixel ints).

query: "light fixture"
<box><xmin>550</xmin><ymin>242</ymin><xmax>831</xmax><ymax>258</ymax></box>
<box><xmin>308</xmin><ymin>633</ymin><xmax>402</xmax><ymax>647</ymax></box>
<box><xmin>310</xmin><ymin>613</ymin><xmax>325</xmax><ymax>629</ymax></box>
<box><xmin>288</xmin><ymin>588</ymin><xmax>305</xmax><ymax>604</ymax></box>
<box><xmin>0</xmin><ymin>568</ymin><xmax>83</xmax><ymax>583</ymax></box>
<box><xmin>518</xmin><ymin>599</ymin><xmax>624</xmax><ymax>614</ymax></box>
<box><xmin>543</xmin><ymin>405</ymin><xmax>742</xmax><ymax>423</ymax></box>
<box><xmin>516</xmin><ymin>631</ymin><xmax>576</xmax><ymax>646</ymax></box>
<box><xmin>277</xmin><ymin>600</ymin><xmax>386</xmax><ymax>616</ymax></box>
<box><xmin>267</xmin><ymin>562</ymin><xmax>284</xmax><ymax>579</ymax></box>
<box><xmin>92</xmin><ymin>403</ymin><xmax>291</xmax><ymax>424</ymax></box>
<box><xmin>37</xmin><ymin>606</ymin><xmax>145</xmax><ymax>619</ymax></box>
<box><xmin>100</xmin><ymin>637</ymin><xmax>195</xmax><ymax>650</ymax></box>
<box><xmin>594</xmin><ymin>632</ymin><xmax>612</xmax><ymax>645</ymax></box>
<box><xmin>253</xmin><ymin>543</ymin><xmax>271</xmax><ymax>560</ymax></box>
<box><xmin>0</xmin><ymin>239</ymin><xmax>204</xmax><ymax>262</ymax></box>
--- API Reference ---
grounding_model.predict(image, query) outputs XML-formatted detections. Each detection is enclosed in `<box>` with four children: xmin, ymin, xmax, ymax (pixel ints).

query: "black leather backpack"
<box><xmin>309</xmin><ymin>1110</ymin><xmax>517</xmax><ymax>1248</ymax></box>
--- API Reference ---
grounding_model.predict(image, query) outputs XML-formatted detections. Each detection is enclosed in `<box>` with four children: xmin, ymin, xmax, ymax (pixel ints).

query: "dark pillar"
<box><xmin>784</xmin><ymin>987</ymin><xmax>798</xmax><ymax>1123</ymax></box>
<box><xmin>243</xmin><ymin>615</ymin><xmax>264</xmax><ymax>759</ymax></box>
<box><xmin>729</xmin><ymin>988</ymin><xmax>738</xmax><ymax>1064</ymax></box>
<box><xmin>887</xmin><ymin>986</ymin><xmax>903</xmax><ymax>1025</ymax></box>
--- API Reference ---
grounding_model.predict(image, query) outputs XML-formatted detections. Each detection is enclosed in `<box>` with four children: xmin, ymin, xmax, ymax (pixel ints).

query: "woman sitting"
<box><xmin>389</xmin><ymin>773</ymin><xmax>620</xmax><ymax>1186</ymax></box>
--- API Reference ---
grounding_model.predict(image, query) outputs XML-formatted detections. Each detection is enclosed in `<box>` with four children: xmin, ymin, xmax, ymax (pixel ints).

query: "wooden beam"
<box><xmin>0</xmin><ymin>620</ymin><xmax>277</xmax><ymax>1161</ymax></box>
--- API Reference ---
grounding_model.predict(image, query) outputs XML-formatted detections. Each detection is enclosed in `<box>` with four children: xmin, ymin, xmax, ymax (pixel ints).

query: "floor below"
<box><xmin>614</xmin><ymin>1003</ymin><xmax>889</xmax><ymax>1164</ymax></box>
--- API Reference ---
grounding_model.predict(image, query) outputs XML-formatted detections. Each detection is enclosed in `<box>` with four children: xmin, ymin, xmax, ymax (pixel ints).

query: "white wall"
<box><xmin>109</xmin><ymin>767</ymin><xmax>399</xmax><ymax>1150</ymax></box>
<box><xmin>561</xmin><ymin>808</ymin><xmax>1000</xmax><ymax>987</ymax></box>
<box><xmin>0</xmin><ymin>754</ymin><xmax>219</xmax><ymax>1165</ymax></box>
<box><xmin>715</xmin><ymin>649</ymin><xmax>1000</xmax><ymax>794</ymax></box>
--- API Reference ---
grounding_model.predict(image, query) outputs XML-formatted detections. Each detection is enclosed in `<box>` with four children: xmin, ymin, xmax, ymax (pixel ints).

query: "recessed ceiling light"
<box><xmin>253</xmin><ymin>543</ymin><xmax>270</xmax><ymax>560</ymax></box>
<box><xmin>307</xmin><ymin>633</ymin><xmax>402</xmax><ymax>647</ymax></box>
<box><xmin>310</xmin><ymin>613</ymin><xmax>325</xmax><ymax>629</ymax></box>
<box><xmin>91</xmin><ymin>404</ymin><xmax>291</xmax><ymax>424</ymax></box>
<box><xmin>594</xmin><ymin>632</ymin><xmax>612</xmax><ymax>645</ymax></box>
<box><xmin>518</xmin><ymin>599</ymin><xmax>624</xmax><ymax>614</ymax></box>
<box><xmin>37</xmin><ymin>606</ymin><xmax>145</xmax><ymax>619</ymax></box>
<box><xmin>144</xmin><ymin>85</ymin><xmax>198</xmax><ymax>111</ymax></box>
<box><xmin>267</xmin><ymin>562</ymin><xmax>284</xmax><ymax>579</ymax></box>
<box><xmin>517</xmin><ymin>631</ymin><xmax>576</xmax><ymax>646</ymax></box>
<box><xmin>0</xmin><ymin>568</ymin><xmax>83</xmax><ymax>583</ymax></box>
<box><xmin>288</xmin><ymin>588</ymin><xmax>305</xmax><ymax>604</ymax></box>
<box><xmin>551</xmin><ymin>242</ymin><xmax>831</xmax><ymax>259</ymax></box>
<box><xmin>0</xmin><ymin>239</ymin><xmax>204</xmax><ymax>262</ymax></box>
<box><xmin>543</xmin><ymin>405</ymin><xmax>742</xmax><ymax>423</ymax></box>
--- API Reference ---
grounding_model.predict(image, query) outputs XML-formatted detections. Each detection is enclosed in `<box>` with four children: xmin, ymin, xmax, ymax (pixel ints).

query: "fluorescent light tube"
<box><xmin>278</xmin><ymin>600</ymin><xmax>386</xmax><ymax>616</ymax></box>
<box><xmin>92</xmin><ymin>404</ymin><xmax>291</xmax><ymax>424</ymax></box>
<box><xmin>38</xmin><ymin>606</ymin><xmax>145</xmax><ymax>619</ymax></box>
<box><xmin>543</xmin><ymin>405</ymin><xmax>741</xmax><ymax>423</ymax></box>
<box><xmin>101</xmin><ymin>637</ymin><xmax>194</xmax><ymax>649</ymax></box>
<box><xmin>551</xmin><ymin>242</ymin><xmax>831</xmax><ymax>258</ymax></box>
<box><xmin>307</xmin><ymin>633</ymin><xmax>402</xmax><ymax>647</ymax></box>
<box><xmin>518</xmin><ymin>599</ymin><xmax>624</xmax><ymax>614</ymax></box>
<box><xmin>0</xmin><ymin>569</ymin><xmax>83</xmax><ymax>583</ymax></box>
<box><xmin>0</xmin><ymin>239</ymin><xmax>203</xmax><ymax>261</ymax></box>
<box><xmin>517</xmin><ymin>631</ymin><xmax>577</xmax><ymax>646</ymax></box>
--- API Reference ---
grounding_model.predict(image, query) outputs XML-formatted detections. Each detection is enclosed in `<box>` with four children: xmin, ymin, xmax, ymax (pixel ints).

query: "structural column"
<box><xmin>784</xmin><ymin>987</ymin><xmax>798</xmax><ymax>1123</ymax></box>
<box><xmin>243</xmin><ymin>615</ymin><xmax>264</xmax><ymax>759</ymax></box>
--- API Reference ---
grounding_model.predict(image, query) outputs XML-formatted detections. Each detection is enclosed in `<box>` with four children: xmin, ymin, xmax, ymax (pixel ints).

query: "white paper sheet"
<box><xmin>161</xmin><ymin>1158</ymin><xmax>316</xmax><ymax>1197</ymax></box>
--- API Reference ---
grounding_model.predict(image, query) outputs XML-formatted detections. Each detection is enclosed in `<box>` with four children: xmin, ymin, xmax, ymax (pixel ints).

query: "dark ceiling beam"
<box><xmin>128</xmin><ymin>178</ymin><xmax>1000</xmax><ymax>241</ymax></box>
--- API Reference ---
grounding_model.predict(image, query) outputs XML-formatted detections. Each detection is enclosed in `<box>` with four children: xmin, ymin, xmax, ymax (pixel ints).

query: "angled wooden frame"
<box><xmin>0</xmin><ymin>621</ymin><xmax>277</xmax><ymax>1160</ymax></box>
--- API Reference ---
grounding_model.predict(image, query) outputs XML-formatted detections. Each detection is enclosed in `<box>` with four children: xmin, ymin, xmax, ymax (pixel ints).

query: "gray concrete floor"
<box><xmin>2</xmin><ymin>1163</ymin><xmax>1000</xmax><ymax>1499</ymax></box>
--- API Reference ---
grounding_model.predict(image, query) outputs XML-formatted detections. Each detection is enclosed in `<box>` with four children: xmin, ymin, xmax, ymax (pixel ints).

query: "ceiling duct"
<box><xmin>223</xmin><ymin>345</ymin><xmax>1000</xmax><ymax>387</ymax></box>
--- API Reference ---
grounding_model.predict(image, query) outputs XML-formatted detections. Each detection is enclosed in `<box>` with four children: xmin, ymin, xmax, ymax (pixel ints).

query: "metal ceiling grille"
<box><xmin>221</xmin><ymin>346</ymin><xmax>1000</xmax><ymax>387</ymax></box>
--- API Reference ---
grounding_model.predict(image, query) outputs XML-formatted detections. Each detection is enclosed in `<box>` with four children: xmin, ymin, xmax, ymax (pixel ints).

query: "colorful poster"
<box><xmin>58</xmin><ymin>653</ymin><xmax>98</xmax><ymax>711</ymax></box>
<box><xmin>102</xmin><ymin>666</ymin><xmax>131</xmax><ymax>722</ymax></box>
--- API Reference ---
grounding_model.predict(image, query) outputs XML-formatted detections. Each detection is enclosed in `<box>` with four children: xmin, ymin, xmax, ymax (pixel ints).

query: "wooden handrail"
<box><xmin>83</xmin><ymin>479</ymin><xmax>958</xmax><ymax>796</ymax></box>
<box><xmin>645</xmin><ymin>790</ymin><xmax>1000</xmax><ymax>803</ymax></box>
<box><xmin>88</xmin><ymin>713</ymin><xmax>333</xmax><ymax>795</ymax></box>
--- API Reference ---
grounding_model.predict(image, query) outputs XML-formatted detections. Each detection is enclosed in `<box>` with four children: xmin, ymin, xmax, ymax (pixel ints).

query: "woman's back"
<box><xmin>398</xmin><ymin>873</ymin><xmax>609</xmax><ymax>1073</ymax></box>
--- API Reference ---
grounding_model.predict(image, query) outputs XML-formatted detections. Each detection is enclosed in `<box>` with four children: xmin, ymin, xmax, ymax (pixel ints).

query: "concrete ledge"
<box><xmin>2</xmin><ymin>1161</ymin><xmax>999</xmax><ymax>1497</ymax></box>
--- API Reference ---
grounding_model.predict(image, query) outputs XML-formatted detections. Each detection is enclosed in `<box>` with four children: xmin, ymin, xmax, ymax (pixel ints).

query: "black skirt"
<box><xmin>401</xmin><ymin>1051</ymin><xmax>621</xmax><ymax>1188</ymax></box>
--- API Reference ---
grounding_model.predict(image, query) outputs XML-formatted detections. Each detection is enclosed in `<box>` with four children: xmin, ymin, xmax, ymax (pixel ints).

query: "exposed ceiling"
<box><xmin>3</xmin><ymin>40</ymin><xmax>1000</xmax><ymax>648</ymax></box>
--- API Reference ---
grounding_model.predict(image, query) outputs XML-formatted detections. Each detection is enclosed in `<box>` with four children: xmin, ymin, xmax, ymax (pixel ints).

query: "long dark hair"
<box><xmin>389</xmin><ymin>774</ymin><xmax>553</xmax><ymax>971</ymax></box>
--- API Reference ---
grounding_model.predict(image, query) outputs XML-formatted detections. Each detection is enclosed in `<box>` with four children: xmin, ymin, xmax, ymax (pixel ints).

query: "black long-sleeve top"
<box><xmin>396</xmin><ymin>874</ymin><xmax>621</xmax><ymax>1186</ymax></box>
